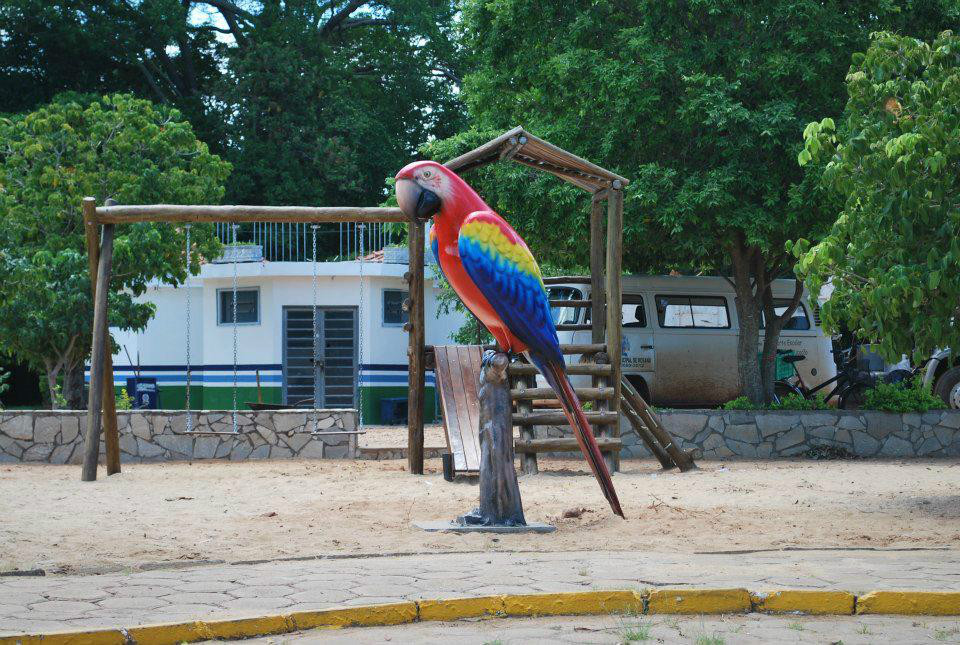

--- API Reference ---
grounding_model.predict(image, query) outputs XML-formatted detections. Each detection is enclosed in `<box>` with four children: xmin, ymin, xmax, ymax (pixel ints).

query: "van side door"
<box><xmin>652</xmin><ymin>294</ymin><xmax>740</xmax><ymax>406</ymax></box>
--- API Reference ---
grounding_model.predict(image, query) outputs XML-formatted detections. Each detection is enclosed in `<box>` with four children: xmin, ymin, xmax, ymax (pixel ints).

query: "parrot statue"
<box><xmin>395</xmin><ymin>161</ymin><xmax>624</xmax><ymax>518</ymax></box>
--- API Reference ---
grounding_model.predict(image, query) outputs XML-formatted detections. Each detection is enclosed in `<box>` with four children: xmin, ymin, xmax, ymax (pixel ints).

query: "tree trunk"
<box><xmin>44</xmin><ymin>361</ymin><xmax>60</xmax><ymax>410</ymax></box>
<box><xmin>730</xmin><ymin>239</ymin><xmax>763</xmax><ymax>405</ymax></box>
<box><xmin>759</xmin><ymin>278</ymin><xmax>804</xmax><ymax>402</ymax></box>
<box><xmin>63</xmin><ymin>363</ymin><xmax>84</xmax><ymax>410</ymax></box>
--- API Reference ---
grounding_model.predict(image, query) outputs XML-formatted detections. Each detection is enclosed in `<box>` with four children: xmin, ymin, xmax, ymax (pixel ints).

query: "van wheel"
<box><xmin>933</xmin><ymin>367</ymin><xmax>960</xmax><ymax>409</ymax></box>
<box><xmin>626</xmin><ymin>375</ymin><xmax>650</xmax><ymax>402</ymax></box>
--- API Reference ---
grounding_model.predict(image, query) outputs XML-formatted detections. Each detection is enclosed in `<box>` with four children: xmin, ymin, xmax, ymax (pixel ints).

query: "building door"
<box><xmin>283</xmin><ymin>307</ymin><xmax>357</xmax><ymax>408</ymax></box>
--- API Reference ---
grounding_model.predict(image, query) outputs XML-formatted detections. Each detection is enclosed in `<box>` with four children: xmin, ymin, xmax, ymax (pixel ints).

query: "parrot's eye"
<box><xmin>421</xmin><ymin>170</ymin><xmax>433</xmax><ymax>179</ymax></box>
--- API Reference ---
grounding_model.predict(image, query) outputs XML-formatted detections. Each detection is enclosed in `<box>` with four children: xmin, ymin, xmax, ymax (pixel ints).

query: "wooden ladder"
<box><xmin>509</xmin><ymin>295</ymin><xmax>622</xmax><ymax>474</ymax></box>
<box><xmin>619</xmin><ymin>377</ymin><xmax>697</xmax><ymax>471</ymax></box>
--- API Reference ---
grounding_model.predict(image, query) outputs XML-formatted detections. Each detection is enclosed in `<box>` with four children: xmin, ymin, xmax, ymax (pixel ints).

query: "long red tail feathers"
<box><xmin>543</xmin><ymin>361</ymin><xmax>625</xmax><ymax>518</ymax></box>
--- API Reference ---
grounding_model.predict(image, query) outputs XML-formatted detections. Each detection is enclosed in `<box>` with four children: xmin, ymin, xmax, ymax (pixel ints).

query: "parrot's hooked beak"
<box><xmin>395</xmin><ymin>178</ymin><xmax>440</xmax><ymax>222</ymax></box>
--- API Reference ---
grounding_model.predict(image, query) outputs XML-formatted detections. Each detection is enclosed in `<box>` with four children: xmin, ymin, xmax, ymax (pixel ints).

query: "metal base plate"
<box><xmin>413</xmin><ymin>521</ymin><xmax>556</xmax><ymax>534</ymax></box>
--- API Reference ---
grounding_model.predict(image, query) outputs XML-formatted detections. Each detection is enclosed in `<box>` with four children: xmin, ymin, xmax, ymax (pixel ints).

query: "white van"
<box><xmin>547</xmin><ymin>275</ymin><xmax>836</xmax><ymax>407</ymax></box>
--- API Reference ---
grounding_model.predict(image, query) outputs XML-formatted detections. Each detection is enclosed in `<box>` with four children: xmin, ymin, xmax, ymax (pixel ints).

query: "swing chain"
<box><xmin>357</xmin><ymin>223</ymin><xmax>365</xmax><ymax>432</ymax></box>
<box><xmin>311</xmin><ymin>224</ymin><xmax>320</xmax><ymax>434</ymax></box>
<box><xmin>185</xmin><ymin>224</ymin><xmax>192</xmax><ymax>433</ymax></box>
<box><xmin>231</xmin><ymin>223</ymin><xmax>239</xmax><ymax>434</ymax></box>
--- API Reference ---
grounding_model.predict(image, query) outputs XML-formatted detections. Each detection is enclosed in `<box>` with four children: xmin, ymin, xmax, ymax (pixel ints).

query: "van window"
<box><xmin>761</xmin><ymin>299</ymin><xmax>811</xmax><ymax>331</ymax></box>
<box><xmin>622</xmin><ymin>296</ymin><xmax>647</xmax><ymax>328</ymax></box>
<box><xmin>546</xmin><ymin>287</ymin><xmax>582</xmax><ymax>325</ymax></box>
<box><xmin>656</xmin><ymin>295</ymin><xmax>730</xmax><ymax>329</ymax></box>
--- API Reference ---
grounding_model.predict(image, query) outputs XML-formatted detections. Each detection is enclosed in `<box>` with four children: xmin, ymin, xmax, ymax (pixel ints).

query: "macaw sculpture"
<box><xmin>395</xmin><ymin>161</ymin><xmax>624</xmax><ymax>518</ymax></box>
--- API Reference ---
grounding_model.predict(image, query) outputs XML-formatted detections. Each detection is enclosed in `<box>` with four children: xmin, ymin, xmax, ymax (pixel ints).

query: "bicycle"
<box><xmin>773</xmin><ymin>346</ymin><xmax>876</xmax><ymax>409</ymax></box>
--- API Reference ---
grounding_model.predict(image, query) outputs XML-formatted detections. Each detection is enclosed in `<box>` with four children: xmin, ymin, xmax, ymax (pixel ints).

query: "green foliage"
<box><xmin>619</xmin><ymin>621</ymin><xmax>651</xmax><ymax>642</ymax></box>
<box><xmin>50</xmin><ymin>383</ymin><xmax>67</xmax><ymax>410</ymax></box>
<box><xmin>862</xmin><ymin>381</ymin><xmax>946</xmax><ymax>413</ymax></box>
<box><xmin>432</xmin><ymin>0</ymin><xmax>956</xmax><ymax>402</ymax></box>
<box><xmin>0</xmin><ymin>93</ymin><xmax>229</xmax><ymax>406</ymax></box>
<box><xmin>722</xmin><ymin>396</ymin><xmax>756</xmax><ymax>410</ymax></box>
<box><xmin>795</xmin><ymin>30</ymin><xmax>960</xmax><ymax>361</ymax></box>
<box><xmin>723</xmin><ymin>393</ymin><xmax>827</xmax><ymax>410</ymax></box>
<box><xmin>115</xmin><ymin>388</ymin><xmax>134</xmax><ymax>411</ymax></box>
<box><xmin>770</xmin><ymin>393</ymin><xmax>829</xmax><ymax>411</ymax></box>
<box><xmin>0</xmin><ymin>367</ymin><xmax>9</xmax><ymax>409</ymax></box>
<box><xmin>216</xmin><ymin>1</ymin><xmax>464</xmax><ymax>214</ymax></box>
<box><xmin>0</xmin><ymin>2</ymin><xmax>465</xmax><ymax>260</ymax></box>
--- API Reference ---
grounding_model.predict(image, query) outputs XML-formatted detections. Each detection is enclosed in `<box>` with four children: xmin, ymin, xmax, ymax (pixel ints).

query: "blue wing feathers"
<box><xmin>458</xmin><ymin>222</ymin><xmax>562</xmax><ymax>364</ymax></box>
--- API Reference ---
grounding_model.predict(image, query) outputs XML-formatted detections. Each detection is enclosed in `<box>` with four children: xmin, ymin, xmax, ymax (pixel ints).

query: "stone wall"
<box><xmin>0</xmin><ymin>409</ymin><xmax>358</xmax><ymax>464</ymax></box>
<box><xmin>625</xmin><ymin>409</ymin><xmax>960</xmax><ymax>459</ymax></box>
<box><xmin>535</xmin><ymin>409</ymin><xmax>960</xmax><ymax>459</ymax></box>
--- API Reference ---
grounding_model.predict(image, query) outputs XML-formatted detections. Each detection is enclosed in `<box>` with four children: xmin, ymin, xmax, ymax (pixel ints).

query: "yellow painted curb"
<box><xmin>503</xmin><ymin>591</ymin><xmax>642</xmax><ymax>617</ymax></box>
<box><xmin>0</xmin><ymin>628</ymin><xmax>127</xmax><ymax>645</ymax></box>
<box><xmin>648</xmin><ymin>588</ymin><xmax>752</xmax><ymax>614</ymax></box>
<box><xmin>753</xmin><ymin>590</ymin><xmax>856</xmax><ymax>615</ymax></box>
<box><xmin>201</xmin><ymin>614</ymin><xmax>294</xmax><ymax>640</ymax></box>
<box><xmin>419</xmin><ymin>595</ymin><xmax>505</xmax><ymax>621</ymax></box>
<box><xmin>6</xmin><ymin>587</ymin><xmax>960</xmax><ymax>644</ymax></box>
<box><xmin>857</xmin><ymin>591</ymin><xmax>960</xmax><ymax>616</ymax></box>
<box><xmin>290</xmin><ymin>601</ymin><xmax>419</xmax><ymax>629</ymax></box>
<box><xmin>126</xmin><ymin>621</ymin><xmax>206</xmax><ymax>645</ymax></box>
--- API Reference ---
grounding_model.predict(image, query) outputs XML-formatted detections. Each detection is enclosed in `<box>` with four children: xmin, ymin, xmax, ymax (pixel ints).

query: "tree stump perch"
<box><xmin>458</xmin><ymin>350</ymin><xmax>526</xmax><ymax>526</ymax></box>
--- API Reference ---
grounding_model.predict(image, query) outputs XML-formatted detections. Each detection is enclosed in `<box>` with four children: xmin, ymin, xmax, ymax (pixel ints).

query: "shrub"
<box><xmin>115</xmin><ymin>388</ymin><xmax>134</xmax><ymax>411</ymax></box>
<box><xmin>722</xmin><ymin>396</ymin><xmax>756</xmax><ymax>410</ymax></box>
<box><xmin>769</xmin><ymin>393</ymin><xmax>829</xmax><ymax>411</ymax></box>
<box><xmin>862</xmin><ymin>381</ymin><xmax>946</xmax><ymax>414</ymax></box>
<box><xmin>0</xmin><ymin>368</ymin><xmax>9</xmax><ymax>409</ymax></box>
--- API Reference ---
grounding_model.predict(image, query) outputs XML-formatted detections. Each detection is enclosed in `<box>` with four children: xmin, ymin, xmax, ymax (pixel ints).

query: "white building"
<box><xmin>105</xmin><ymin>229</ymin><xmax>464</xmax><ymax>424</ymax></box>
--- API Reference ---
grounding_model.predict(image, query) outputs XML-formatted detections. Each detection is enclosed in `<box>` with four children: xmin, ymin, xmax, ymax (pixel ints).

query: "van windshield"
<box><xmin>546</xmin><ymin>287</ymin><xmax>583</xmax><ymax>325</ymax></box>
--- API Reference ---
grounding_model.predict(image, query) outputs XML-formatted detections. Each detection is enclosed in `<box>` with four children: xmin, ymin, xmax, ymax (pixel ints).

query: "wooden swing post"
<box><xmin>406</xmin><ymin>217</ymin><xmax>426</xmax><ymax>475</ymax></box>
<box><xmin>81</xmin><ymin>199</ymin><xmax>118</xmax><ymax>481</ymax></box>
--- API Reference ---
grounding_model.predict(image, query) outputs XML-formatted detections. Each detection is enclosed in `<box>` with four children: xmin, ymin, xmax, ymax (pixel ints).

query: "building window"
<box><xmin>219</xmin><ymin>288</ymin><xmax>260</xmax><ymax>325</ymax></box>
<box><xmin>656</xmin><ymin>295</ymin><xmax>730</xmax><ymax>329</ymax></box>
<box><xmin>383</xmin><ymin>289</ymin><xmax>409</xmax><ymax>326</ymax></box>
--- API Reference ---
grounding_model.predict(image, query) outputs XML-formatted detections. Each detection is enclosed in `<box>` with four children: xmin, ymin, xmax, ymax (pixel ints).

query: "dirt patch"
<box><xmin>1</xmin><ymin>458</ymin><xmax>957</xmax><ymax>574</ymax></box>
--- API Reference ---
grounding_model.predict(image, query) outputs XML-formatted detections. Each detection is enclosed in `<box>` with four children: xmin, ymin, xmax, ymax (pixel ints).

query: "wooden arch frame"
<box><xmin>81</xmin><ymin>126</ymin><xmax>628</xmax><ymax>481</ymax></box>
<box><xmin>404</xmin><ymin>127</ymin><xmax>628</xmax><ymax>474</ymax></box>
<box><xmin>80</xmin><ymin>200</ymin><xmax>412</xmax><ymax>481</ymax></box>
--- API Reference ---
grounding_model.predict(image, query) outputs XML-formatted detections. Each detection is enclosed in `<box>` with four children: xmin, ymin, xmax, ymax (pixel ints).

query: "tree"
<box><xmin>0</xmin><ymin>0</ymin><xmax>223</xmax><ymax>134</ymax></box>
<box><xmin>0</xmin><ymin>2</ymin><xmax>464</xmax><ymax>222</ymax></box>
<box><xmin>0</xmin><ymin>94</ymin><xmax>229</xmax><ymax>408</ymax></box>
<box><xmin>429</xmin><ymin>0</ymin><xmax>956</xmax><ymax>403</ymax></box>
<box><xmin>214</xmin><ymin>0</ymin><xmax>464</xmax><ymax>223</ymax></box>
<box><xmin>794</xmin><ymin>30</ymin><xmax>960</xmax><ymax>362</ymax></box>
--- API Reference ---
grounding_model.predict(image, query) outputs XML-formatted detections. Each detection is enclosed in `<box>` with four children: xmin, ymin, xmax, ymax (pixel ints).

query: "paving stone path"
<box><xmin>238</xmin><ymin>613</ymin><xmax>960</xmax><ymax>644</ymax></box>
<box><xmin>2</xmin><ymin>549</ymin><xmax>959</xmax><ymax>636</ymax></box>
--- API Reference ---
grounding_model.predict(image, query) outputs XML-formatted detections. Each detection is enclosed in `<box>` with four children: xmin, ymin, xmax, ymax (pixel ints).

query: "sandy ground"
<box><xmin>358</xmin><ymin>425</ymin><xmax>447</xmax><ymax>448</ymax></box>
<box><xmin>1</xmin><ymin>458</ymin><xmax>958</xmax><ymax>574</ymax></box>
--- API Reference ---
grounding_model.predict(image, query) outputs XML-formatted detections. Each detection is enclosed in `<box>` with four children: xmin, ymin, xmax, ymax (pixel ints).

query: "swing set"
<box><xmin>81</xmin><ymin>127</ymin><xmax>693</xmax><ymax>483</ymax></box>
<box><xmin>80</xmin><ymin>200</ymin><xmax>419</xmax><ymax>481</ymax></box>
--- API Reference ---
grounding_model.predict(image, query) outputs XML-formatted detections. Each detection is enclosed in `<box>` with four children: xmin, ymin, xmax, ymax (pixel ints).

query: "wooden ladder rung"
<box><xmin>510</xmin><ymin>387</ymin><xmax>615</xmax><ymax>400</ymax></box>
<box><xmin>515</xmin><ymin>437</ymin><xmax>622</xmax><ymax>453</ymax></box>
<box><xmin>558</xmin><ymin>343</ymin><xmax>606</xmax><ymax>354</ymax></box>
<box><xmin>508</xmin><ymin>363</ymin><xmax>612</xmax><ymax>376</ymax></box>
<box><xmin>556</xmin><ymin>323</ymin><xmax>592</xmax><ymax>332</ymax></box>
<box><xmin>512</xmin><ymin>411</ymin><xmax>619</xmax><ymax>426</ymax></box>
